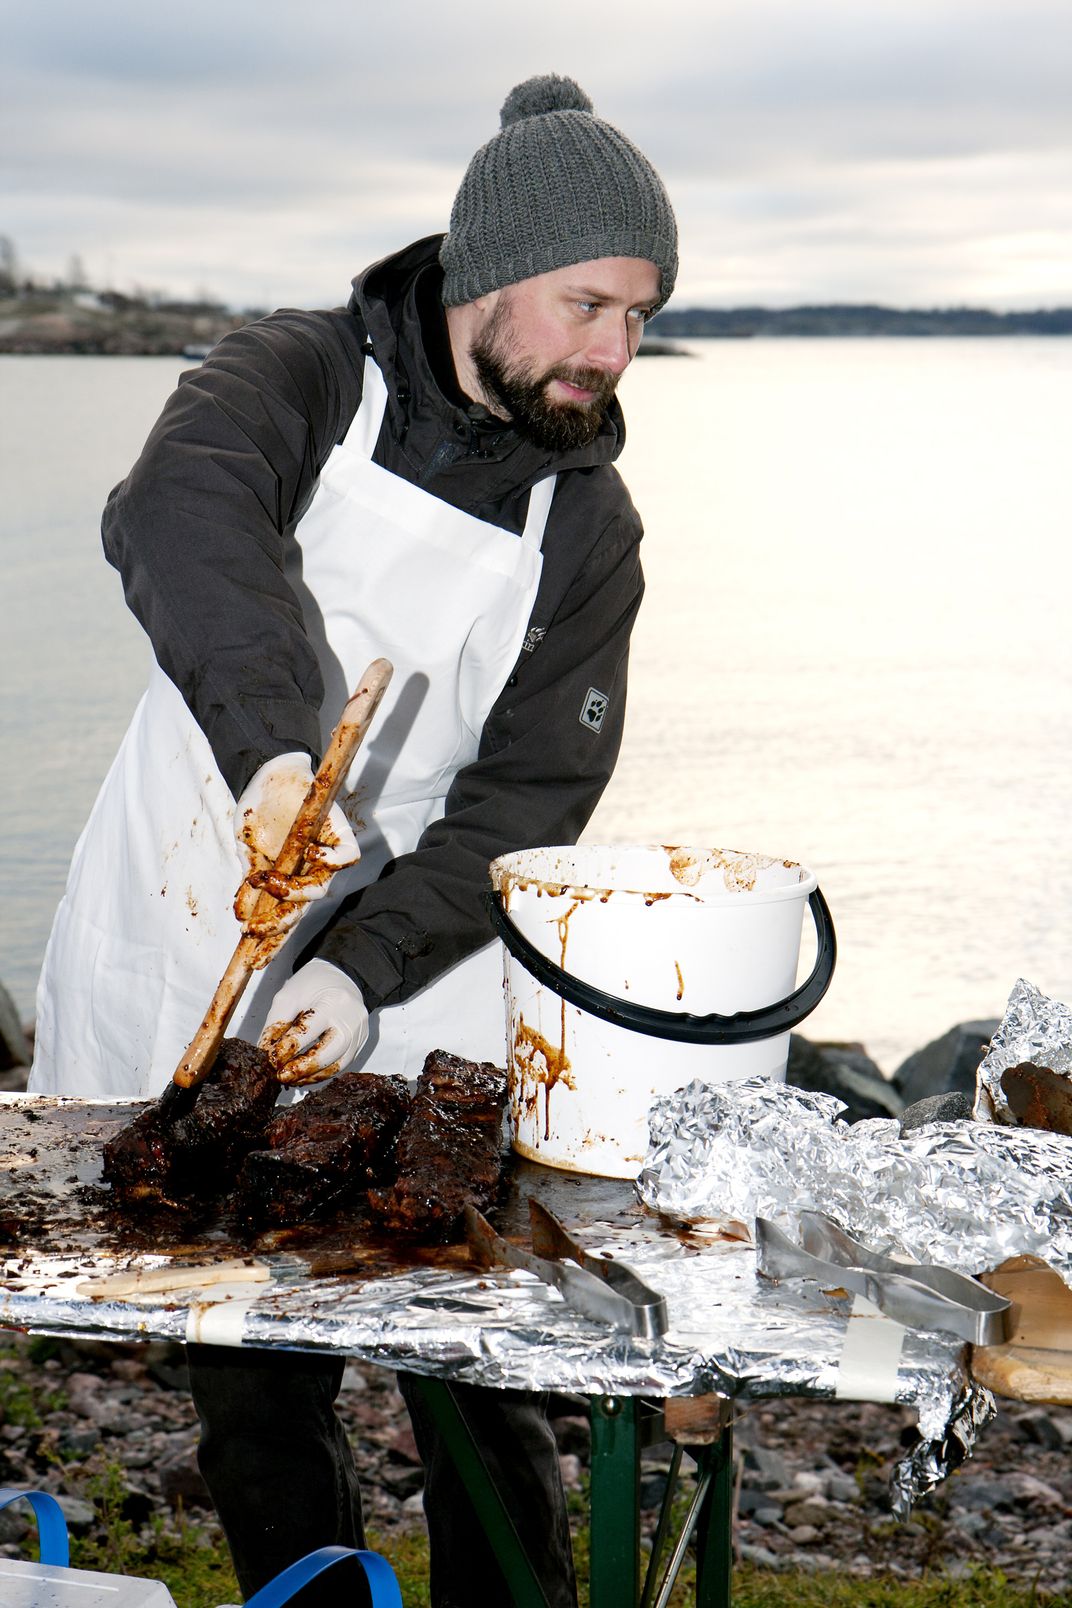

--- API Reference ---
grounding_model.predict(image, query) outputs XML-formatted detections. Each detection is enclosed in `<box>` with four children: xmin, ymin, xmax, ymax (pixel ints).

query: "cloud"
<box><xmin>4</xmin><ymin>0</ymin><xmax>1072</xmax><ymax>308</ymax></box>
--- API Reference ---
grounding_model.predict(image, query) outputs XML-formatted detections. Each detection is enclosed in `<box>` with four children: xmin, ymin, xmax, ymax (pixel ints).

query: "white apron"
<box><xmin>32</xmin><ymin>355</ymin><xmax>554</xmax><ymax>1096</ymax></box>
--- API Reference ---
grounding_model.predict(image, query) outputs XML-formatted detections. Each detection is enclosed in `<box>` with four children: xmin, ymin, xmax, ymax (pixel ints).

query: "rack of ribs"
<box><xmin>367</xmin><ymin>1049</ymin><xmax>508</xmax><ymax>1240</ymax></box>
<box><xmin>101</xmin><ymin>1038</ymin><xmax>279</xmax><ymax>1205</ymax></box>
<box><xmin>237</xmin><ymin>1071</ymin><xmax>411</xmax><ymax>1225</ymax></box>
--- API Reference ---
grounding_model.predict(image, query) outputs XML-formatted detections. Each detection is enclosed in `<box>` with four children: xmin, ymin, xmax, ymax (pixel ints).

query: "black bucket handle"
<box><xmin>485</xmin><ymin>884</ymin><xmax>836</xmax><ymax>1046</ymax></box>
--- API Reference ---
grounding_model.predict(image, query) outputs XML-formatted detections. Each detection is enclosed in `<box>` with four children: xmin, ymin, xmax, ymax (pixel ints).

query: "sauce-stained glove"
<box><xmin>260</xmin><ymin>959</ymin><xmax>370</xmax><ymax>1085</ymax></box>
<box><xmin>233</xmin><ymin>752</ymin><xmax>359</xmax><ymax>949</ymax></box>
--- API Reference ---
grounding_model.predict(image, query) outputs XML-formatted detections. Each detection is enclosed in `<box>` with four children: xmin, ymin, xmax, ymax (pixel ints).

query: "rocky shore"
<box><xmin>0</xmin><ymin>292</ymin><xmax>249</xmax><ymax>357</ymax></box>
<box><xmin>0</xmin><ymin>1334</ymin><xmax>1069</xmax><ymax>1595</ymax></box>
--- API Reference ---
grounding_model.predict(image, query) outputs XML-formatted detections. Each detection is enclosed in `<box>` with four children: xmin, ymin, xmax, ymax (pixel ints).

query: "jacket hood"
<box><xmin>347</xmin><ymin>235</ymin><xmax>629</xmax><ymax>484</ymax></box>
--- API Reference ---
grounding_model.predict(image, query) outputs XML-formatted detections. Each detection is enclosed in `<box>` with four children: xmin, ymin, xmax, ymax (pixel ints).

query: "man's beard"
<box><xmin>470</xmin><ymin>302</ymin><xmax>618</xmax><ymax>453</ymax></box>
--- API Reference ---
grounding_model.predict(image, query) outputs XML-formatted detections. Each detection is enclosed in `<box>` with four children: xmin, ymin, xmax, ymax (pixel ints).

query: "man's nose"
<box><xmin>583</xmin><ymin>315</ymin><xmax>634</xmax><ymax>376</ymax></box>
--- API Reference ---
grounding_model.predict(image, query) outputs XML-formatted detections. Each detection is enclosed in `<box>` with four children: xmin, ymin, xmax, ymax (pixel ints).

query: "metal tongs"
<box><xmin>465</xmin><ymin>1199</ymin><xmax>669</xmax><ymax>1339</ymax></box>
<box><xmin>755</xmin><ymin>1210</ymin><xmax>1014</xmax><ymax>1346</ymax></box>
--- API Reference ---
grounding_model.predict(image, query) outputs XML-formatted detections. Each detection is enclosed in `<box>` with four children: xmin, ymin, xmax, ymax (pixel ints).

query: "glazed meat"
<box><xmin>367</xmin><ymin>1049</ymin><xmax>508</xmax><ymax>1241</ymax></box>
<box><xmin>237</xmin><ymin>1071</ymin><xmax>411</xmax><ymax>1225</ymax></box>
<box><xmin>102</xmin><ymin>1038</ymin><xmax>278</xmax><ymax>1205</ymax></box>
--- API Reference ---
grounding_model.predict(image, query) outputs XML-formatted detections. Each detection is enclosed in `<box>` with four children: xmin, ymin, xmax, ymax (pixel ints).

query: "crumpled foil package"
<box><xmin>637</xmin><ymin>981</ymin><xmax>1072</xmax><ymax>1510</ymax></box>
<box><xmin>891</xmin><ymin>1382</ymin><xmax>997</xmax><ymax>1521</ymax></box>
<box><xmin>637</xmin><ymin>1077</ymin><xmax>1072</xmax><ymax>1281</ymax></box>
<box><xmin>975</xmin><ymin>977</ymin><xmax>1072</xmax><ymax>1122</ymax></box>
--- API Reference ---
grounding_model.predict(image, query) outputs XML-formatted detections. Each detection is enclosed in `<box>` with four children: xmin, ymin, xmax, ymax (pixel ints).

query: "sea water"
<box><xmin>1</xmin><ymin>340</ymin><xmax>1069</xmax><ymax>1073</ymax></box>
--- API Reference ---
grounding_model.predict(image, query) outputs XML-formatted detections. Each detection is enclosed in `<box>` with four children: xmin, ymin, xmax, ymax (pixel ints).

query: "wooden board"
<box><xmin>971</xmin><ymin>1255</ymin><xmax>1072</xmax><ymax>1403</ymax></box>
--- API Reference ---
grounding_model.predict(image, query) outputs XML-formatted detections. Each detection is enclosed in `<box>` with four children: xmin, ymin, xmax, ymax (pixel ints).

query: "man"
<box><xmin>32</xmin><ymin>73</ymin><xmax>676</xmax><ymax>1606</ymax></box>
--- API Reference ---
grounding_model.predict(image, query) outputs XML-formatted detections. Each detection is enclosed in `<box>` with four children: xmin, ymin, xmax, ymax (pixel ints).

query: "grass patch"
<box><xmin>0</xmin><ymin>1344</ymin><xmax>67</xmax><ymax>1427</ymax></box>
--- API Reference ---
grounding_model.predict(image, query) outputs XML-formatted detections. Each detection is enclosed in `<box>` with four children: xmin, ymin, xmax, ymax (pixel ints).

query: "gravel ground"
<box><xmin>1</xmin><ymin>1335</ymin><xmax>1069</xmax><ymax>1595</ymax></box>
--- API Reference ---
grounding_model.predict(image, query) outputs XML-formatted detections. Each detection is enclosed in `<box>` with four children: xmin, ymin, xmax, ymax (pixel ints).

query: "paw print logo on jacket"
<box><xmin>579</xmin><ymin>687</ymin><xmax>609</xmax><ymax>732</ymax></box>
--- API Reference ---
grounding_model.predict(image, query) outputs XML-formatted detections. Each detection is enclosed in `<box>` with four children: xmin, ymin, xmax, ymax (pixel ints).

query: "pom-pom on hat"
<box><xmin>440</xmin><ymin>73</ymin><xmax>678</xmax><ymax>311</ymax></box>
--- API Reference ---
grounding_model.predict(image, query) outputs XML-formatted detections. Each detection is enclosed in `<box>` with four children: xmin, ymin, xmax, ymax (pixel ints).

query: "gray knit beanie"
<box><xmin>440</xmin><ymin>74</ymin><xmax>678</xmax><ymax>311</ymax></box>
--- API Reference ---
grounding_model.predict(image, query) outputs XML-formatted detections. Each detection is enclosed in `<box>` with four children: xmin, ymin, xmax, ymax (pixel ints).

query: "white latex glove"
<box><xmin>233</xmin><ymin>752</ymin><xmax>359</xmax><ymax>945</ymax></box>
<box><xmin>259</xmin><ymin>958</ymin><xmax>370</xmax><ymax>1085</ymax></box>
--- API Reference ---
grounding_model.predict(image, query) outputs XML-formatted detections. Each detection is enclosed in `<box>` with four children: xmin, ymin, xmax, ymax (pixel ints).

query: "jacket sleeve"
<box><xmin>100</xmin><ymin>311</ymin><xmax>363</xmax><ymax>795</ymax></box>
<box><xmin>312</xmin><ymin>504</ymin><xmax>644</xmax><ymax>1010</ymax></box>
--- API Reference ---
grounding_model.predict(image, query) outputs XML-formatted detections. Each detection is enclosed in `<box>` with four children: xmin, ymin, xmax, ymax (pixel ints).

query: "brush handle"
<box><xmin>172</xmin><ymin>658</ymin><xmax>393</xmax><ymax>1089</ymax></box>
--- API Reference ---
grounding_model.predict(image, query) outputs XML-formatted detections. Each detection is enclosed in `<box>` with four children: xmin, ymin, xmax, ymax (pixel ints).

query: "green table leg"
<box><xmin>403</xmin><ymin>1375</ymin><xmax>550</xmax><ymax>1608</ymax></box>
<box><xmin>589</xmin><ymin>1394</ymin><xmax>641</xmax><ymax>1608</ymax></box>
<box><xmin>692</xmin><ymin>1423</ymin><xmax>734</xmax><ymax>1608</ymax></box>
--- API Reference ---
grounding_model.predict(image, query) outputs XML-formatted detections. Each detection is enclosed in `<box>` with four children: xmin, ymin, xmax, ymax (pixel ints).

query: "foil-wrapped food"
<box><xmin>636</xmin><ymin>978</ymin><xmax>1072</xmax><ymax>1511</ymax></box>
<box><xmin>637</xmin><ymin>979</ymin><xmax>1072</xmax><ymax>1283</ymax></box>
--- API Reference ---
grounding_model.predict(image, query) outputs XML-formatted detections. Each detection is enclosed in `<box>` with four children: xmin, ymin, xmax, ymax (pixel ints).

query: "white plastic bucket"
<box><xmin>488</xmin><ymin>844</ymin><xmax>835</xmax><ymax>1179</ymax></box>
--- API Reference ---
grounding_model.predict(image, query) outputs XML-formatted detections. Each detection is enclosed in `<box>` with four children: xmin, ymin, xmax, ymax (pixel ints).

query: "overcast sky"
<box><xmin>5</xmin><ymin>0</ymin><xmax>1071</xmax><ymax>312</ymax></box>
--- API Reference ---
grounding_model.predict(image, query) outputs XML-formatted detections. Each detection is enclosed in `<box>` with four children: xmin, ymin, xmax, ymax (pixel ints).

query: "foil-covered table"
<box><xmin>0</xmin><ymin>1096</ymin><xmax>971</xmax><ymax>1465</ymax></box>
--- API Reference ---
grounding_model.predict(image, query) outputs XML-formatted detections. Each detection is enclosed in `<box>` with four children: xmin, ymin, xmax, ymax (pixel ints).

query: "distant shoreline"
<box><xmin>2</xmin><ymin>291</ymin><xmax>1071</xmax><ymax>355</ymax></box>
<box><xmin>651</xmin><ymin>305</ymin><xmax>1072</xmax><ymax>338</ymax></box>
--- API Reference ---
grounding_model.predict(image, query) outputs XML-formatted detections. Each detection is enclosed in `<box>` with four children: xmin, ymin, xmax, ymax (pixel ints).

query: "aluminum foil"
<box><xmin>891</xmin><ymin>1380</ymin><xmax>996</xmax><ymax>1521</ymax></box>
<box><xmin>0</xmin><ymin>1094</ymin><xmax>979</xmax><ymax>1515</ymax></box>
<box><xmin>638</xmin><ymin>1076</ymin><xmax>1072</xmax><ymax>1281</ymax></box>
<box><xmin>975</xmin><ymin>977</ymin><xmax>1072</xmax><ymax>1122</ymax></box>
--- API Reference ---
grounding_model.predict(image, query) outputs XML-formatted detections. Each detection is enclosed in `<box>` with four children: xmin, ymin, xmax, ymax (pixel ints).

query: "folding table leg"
<box><xmin>402</xmin><ymin>1376</ymin><xmax>550</xmax><ymax>1608</ymax></box>
<box><xmin>588</xmin><ymin>1394</ymin><xmax>641</xmax><ymax>1608</ymax></box>
<box><xmin>692</xmin><ymin>1424</ymin><xmax>734</xmax><ymax>1608</ymax></box>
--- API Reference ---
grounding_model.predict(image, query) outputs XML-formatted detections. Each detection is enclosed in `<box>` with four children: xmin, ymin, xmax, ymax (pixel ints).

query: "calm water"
<box><xmin>2</xmin><ymin>342</ymin><xmax>1070</xmax><ymax>1073</ymax></box>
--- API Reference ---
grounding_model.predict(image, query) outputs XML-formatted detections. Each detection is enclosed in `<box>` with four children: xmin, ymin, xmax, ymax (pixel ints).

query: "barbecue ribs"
<box><xmin>367</xmin><ymin>1049</ymin><xmax>508</xmax><ymax>1240</ymax></box>
<box><xmin>101</xmin><ymin>1038</ymin><xmax>278</xmax><ymax>1205</ymax></box>
<box><xmin>237</xmin><ymin>1071</ymin><xmax>411</xmax><ymax>1225</ymax></box>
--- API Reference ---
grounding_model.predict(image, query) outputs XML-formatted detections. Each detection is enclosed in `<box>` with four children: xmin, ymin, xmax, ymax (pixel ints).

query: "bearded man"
<box><xmin>32</xmin><ymin>72</ymin><xmax>677</xmax><ymax>1608</ymax></box>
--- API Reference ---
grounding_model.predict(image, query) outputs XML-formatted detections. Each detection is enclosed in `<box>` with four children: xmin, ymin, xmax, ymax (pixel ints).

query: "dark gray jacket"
<box><xmin>102</xmin><ymin>236</ymin><xmax>645</xmax><ymax>1011</ymax></box>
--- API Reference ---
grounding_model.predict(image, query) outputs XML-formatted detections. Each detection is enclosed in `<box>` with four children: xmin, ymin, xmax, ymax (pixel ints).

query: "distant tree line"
<box><xmin>650</xmin><ymin>303</ymin><xmax>1072</xmax><ymax>337</ymax></box>
<box><xmin>0</xmin><ymin>234</ymin><xmax>232</xmax><ymax>317</ymax></box>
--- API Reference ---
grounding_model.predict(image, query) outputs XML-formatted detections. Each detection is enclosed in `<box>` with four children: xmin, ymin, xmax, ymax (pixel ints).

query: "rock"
<box><xmin>158</xmin><ymin>1446</ymin><xmax>213</xmax><ymax>1511</ymax></box>
<box><xmin>379</xmin><ymin>1463</ymin><xmax>424</xmax><ymax>1499</ymax></box>
<box><xmin>790</xmin><ymin>1469</ymin><xmax>828</xmax><ymax>1497</ymax></box>
<box><xmin>1014</xmin><ymin>1407</ymin><xmax>1072</xmax><ymax>1449</ymax></box>
<box><xmin>0</xmin><ymin>980</ymin><xmax>31</xmax><ymax>1074</ymax></box>
<box><xmin>639</xmin><ymin>1470</ymin><xmax>669</xmax><ymax>1509</ymax></box>
<box><xmin>893</xmin><ymin>1020</ymin><xmax>999</xmax><ymax>1105</ymax></box>
<box><xmin>550</xmin><ymin>1414</ymin><xmax>591</xmax><ymax>1457</ymax></box>
<box><xmin>793</xmin><ymin>1551</ymin><xmax>836</xmax><ymax>1572</ymax></box>
<box><xmin>57</xmin><ymin>1426</ymin><xmax>100</xmax><ymax>1458</ymax></box>
<box><xmin>386</xmin><ymin>1424</ymin><xmax>420</xmax><ymax>1465</ymax></box>
<box><xmin>825</xmin><ymin>1472</ymin><xmax>860</xmax><ymax>1503</ymax></box>
<box><xmin>738</xmin><ymin>1542</ymin><xmax>784</xmax><ymax>1569</ymax></box>
<box><xmin>558</xmin><ymin>1454</ymin><xmax>583</xmax><ymax>1491</ymax></box>
<box><xmin>783</xmin><ymin>1496</ymin><xmax>830</xmax><ymax>1527</ymax></box>
<box><xmin>786</xmin><ymin>1036</ymin><xmax>902</xmax><ymax>1123</ymax></box>
<box><xmin>740</xmin><ymin>1444</ymin><xmax>791</xmax><ymax>1492</ymax></box>
<box><xmin>898</xmin><ymin>1090</ymin><xmax>975</xmax><ymax>1133</ymax></box>
<box><xmin>0</xmin><ymin>1506</ymin><xmax>29</xmax><ymax>1542</ymax></box>
<box><xmin>1006</xmin><ymin>1470</ymin><xmax>1067</xmax><ymax>1508</ymax></box>
<box><xmin>54</xmin><ymin>1495</ymin><xmax>96</xmax><ymax>1533</ymax></box>
<box><xmin>789</xmin><ymin>1524</ymin><xmax>821</xmax><ymax>1544</ymax></box>
<box><xmin>118</xmin><ymin>1483</ymin><xmax>154</xmax><ymax>1526</ymax></box>
<box><xmin>949</xmin><ymin>1472</ymin><xmax>1018</xmax><ymax>1511</ymax></box>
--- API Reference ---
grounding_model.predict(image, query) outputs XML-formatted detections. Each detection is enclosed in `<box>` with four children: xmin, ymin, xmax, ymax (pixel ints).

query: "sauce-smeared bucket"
<box><xmin>488</xmin><ymin>844</ymin><xmax>836</xmax><ymax>1179</ymax></box>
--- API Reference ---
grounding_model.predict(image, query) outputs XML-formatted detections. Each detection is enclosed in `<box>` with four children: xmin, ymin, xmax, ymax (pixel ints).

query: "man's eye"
<box><xmin>630</xmin><ymin>306</ymin><xmax>654</xmax><ymax>324</ymax></box>
<box><xmin>577</xmin><ymin>300</ymin><xmax>599</xmax><ymax>314</ymax></box>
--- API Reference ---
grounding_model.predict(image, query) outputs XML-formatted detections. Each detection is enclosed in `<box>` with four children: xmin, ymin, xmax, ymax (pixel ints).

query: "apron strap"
<box><xmin>349</xmin><ymin>355</ymin><xmax>391</xmax><ymax>459</ymax></box>
<box><xmin>520</xmin><ymin>473</ymin><xmax>556</xmax><ymax>553</ymax></box>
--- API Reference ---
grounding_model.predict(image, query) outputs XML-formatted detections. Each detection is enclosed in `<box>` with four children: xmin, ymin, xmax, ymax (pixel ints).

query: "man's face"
<box><xmin>470</xmin><ymin>257</ymin><xmax>661</xmax><ymax>452</ymax></box>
